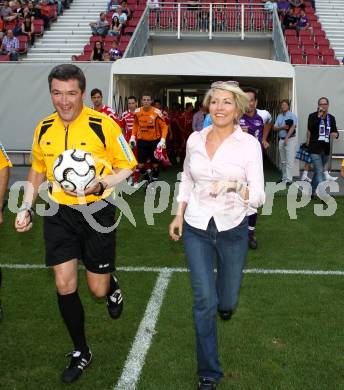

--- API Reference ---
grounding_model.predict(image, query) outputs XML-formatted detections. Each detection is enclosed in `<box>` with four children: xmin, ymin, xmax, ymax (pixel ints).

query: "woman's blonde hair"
<box><xmin>203</xmin><ymin>81</ymin><xmax>249</xmax><ymax>123</ymax></box>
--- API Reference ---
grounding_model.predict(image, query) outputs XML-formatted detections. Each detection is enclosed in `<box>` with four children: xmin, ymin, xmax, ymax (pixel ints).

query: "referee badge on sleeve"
<box><xmin>117</xmin><ymin>134</ymin><xmax>133</xmax><ymax>162</ymax></box>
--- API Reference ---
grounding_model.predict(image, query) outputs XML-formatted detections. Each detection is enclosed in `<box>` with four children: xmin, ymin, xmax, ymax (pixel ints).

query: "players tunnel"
<box><xmin>110</xmin><ymin>51</ymin><xmax>296</xmax><ymax>169</ymax></box>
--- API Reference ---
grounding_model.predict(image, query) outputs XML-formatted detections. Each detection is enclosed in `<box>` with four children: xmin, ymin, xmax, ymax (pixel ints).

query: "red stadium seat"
<box><xmin>284</xmin><ymin>29</ymin><xmax>297</xmax><ymax>37</ymax></box>
<box><xmin>299</xmin><ymin>29</ymin><xmax>312</xmax><ymax>40</ymax></box>
<box><xmin>307</xmin><ymin>54</ymin><xmax>323</xmax><ymax>64</ymax></box>
<box><xmin>318</xmin><ymin>47</ymin><xmax>334</xmax><ymax>57</ymax></box>
<box><xmin>104</xmin><ymin>35</ymin><xmax>118</xmax><ymax>43</ymax></box>
<box><xmin>83</xmin><ymin>44</ymin><xmax>92</xmax><ymax>56</ymax></box>
<box><xmin>301</xmin><ymin>37</ymin><xmax>316</xmax><ymax>48</ymax></box>
<box><xmin>33</xmin><ymin>19</ymin><xmax>44</xmax><ymax>36</ymax></box>
<box><xmin>0</xmin><ymin>54</ymin><xmax>10</xmax><ymax>61</ymax></box>
<box><xmin>310</xmin><ymin>21</ymin><xmax>322</xmax><ymax>30</ymax></box>
<box><xmin>313</xmin><ymin>29</ymin><xmax>326</xmax><ymax>39</ymax></box>
<box><xmin>304</xmin><ymin>46</ymin><xmax>319</xmax><ymax>56</ymax></box>
<box><xmin>291</xmin><ymin>54</ymin><xmax>306</xmax><ymax>64</ymax></box>
<box><xmin>73</xmin><ymin>54</ymin><xmax>90</xmax><ymax>61</ymax></box>
<box><xmin>316</xmin><ymin>37</ymin><xmax>330</xmax><ymax>47</ymax></box>
<box><xmin>90</xmin><ymin>35</ymin><xmax>104</xmax><ymax>45</ymax></box>
<box><xmin>323</xmin><ymin>57</ymin><xmax>340</xmax><ymax>65</ymax></box>
<box><xmin>288</xmin><ymin>45</ymin><xmax>303</xmax><ymax>56</ymax></box>
<box><xmin>17</xmin><ymin>35</ymin><xmax>28</xmax><ymax>53</ymax></box>
<box><xmin>286</xmin><ymin>36</ymin><xmax>299</xmax><ymax>46</ymax></box>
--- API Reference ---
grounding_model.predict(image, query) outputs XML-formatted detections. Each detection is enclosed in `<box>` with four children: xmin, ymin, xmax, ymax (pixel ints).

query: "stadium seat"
<box><xmin>290</xmin><ymin>54</ymin><xmax>306</xmax><ymax>64</ymax></box>
<box><xmin>288</xmin><ymin>45</ymin><xmax>303</xmax><ymax>56</ymax></box>
<box><xmin>307</xmin><ymin>54</ymin><xmax>323</xmax><ymax>64</ymax></box>
<box><xmin>304</xmin><ymin>46</ymin><xmax>319</xmax><ymax>56</ymax></box>
<box><xmin>311</xmin><ymin>21</ymin><xmax>322</xmax><ymax>30</ymax></box>
<box><xmin>299</xmin><ymin>30</ymin><xmax>312</xmax><ymax>40</ymax></box>
<box><xmin>83</xmin><ymin>44</ymin><xmax>92</xmax><ymax>56</ymax></box>
<box><xmin>323</xmin><ymin>57</ymin><xmax>340</xmax><ymax>65</ymax></box>
<box><xmin>0</xmin><ymin>54</ymin><xmax>10</xmax><ymax>61</ymax></box>
<box><xmin>73</xmin><ymin>54</ymin><xmax>90</xmax><ymax>61</ymax></box>
<box><xmin>316</xmin><ymin>37</ymin><xmax>330</xmax><ymax>47</ymax></box>
<box><xmin>313</xmin><ymin>30</ymin><xmax>326</xmax><ymax>40</ymax></box>
<box><xmin>18</xmin><ymin>35</ymin><xmax>28</xmax><ymax>54</ymax></box>
<box><xmin>286</xmin><ymin>36</ymin><xmax>299</xmax><ymax>46</ymax></box>
<box><xmin>90</xmin><ymin>35</ymin><xmax>104</xmax><ymax>45</ymax></box>
<box><xmin>318</xmin><ymin>47</ymin><xmax>335</xmax><ymax>57</ymax></box>
<box><xmin>284</xmin><ymin>29</ymin><xmax>297</xmax><ymax>37</ymax></box>
<box><xmin>33</xmin><ymin>19</ymin><xmax>44</xmax><ymax>36</ymax></box>
<box><xmin>301</xmin><ymin>37</ymin><xmax>316</xmax><ymax>49</ymax></box>
<box><xmin>104</xmin><ymin>35</ymin><xmax>118</xmax><ymax>43</ymax></box>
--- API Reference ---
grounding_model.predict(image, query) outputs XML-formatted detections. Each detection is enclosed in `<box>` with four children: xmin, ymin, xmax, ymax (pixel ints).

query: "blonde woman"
<box><xmin>169</xmin><ymin>81</ymin><xmax>265</xmax><ymax>389</ymax></box>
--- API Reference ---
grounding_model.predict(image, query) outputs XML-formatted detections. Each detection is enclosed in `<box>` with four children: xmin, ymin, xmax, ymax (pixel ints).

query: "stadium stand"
<box><xmin>316</xmin><ymin>0</ymin><xmax>344</xmax><ymax>62</ymax></box>
<box><xmin>281</xmin><ymin>0</ymin><xmax>340</xmax><ymax>65</ymax></box>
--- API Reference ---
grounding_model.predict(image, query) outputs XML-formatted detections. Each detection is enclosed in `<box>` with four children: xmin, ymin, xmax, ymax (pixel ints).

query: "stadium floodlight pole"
<box><xmin>241</xmin><ymin>3</ymin><xmax>245</xmax><ymax>40</ymax></box>
<box><xmin>209</xmin><ymin>3</ymin><xmax>213</xmax><ymax>40</ymax></box>
<box><xmin>177</xmin><ymin>3</ymin><xmax>181</xmax><ymax>39</ymax></box>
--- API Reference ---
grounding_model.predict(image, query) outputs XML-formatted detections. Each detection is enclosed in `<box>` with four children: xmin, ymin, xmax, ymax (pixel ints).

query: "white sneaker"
<box><xmin>324</xmin><ymin>171</ymin><xmax>337</xmax><ymax>181</ymax></box>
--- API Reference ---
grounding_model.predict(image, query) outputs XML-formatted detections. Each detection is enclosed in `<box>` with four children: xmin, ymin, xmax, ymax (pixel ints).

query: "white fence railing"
<box><xmin>148</xmin><ymin>2</ymin><xmax>273</xmax><ymax>38</ymax></box>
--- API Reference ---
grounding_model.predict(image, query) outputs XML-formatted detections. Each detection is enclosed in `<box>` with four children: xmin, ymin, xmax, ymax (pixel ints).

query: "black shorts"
<box><xmin>137</xmin><ymin>139</ymin><xmax>159</xmax><ymax>164</ymax></box>
<box><xmin>44</xmin><ymin>200</ymin><xmax>116</xmax><ymax>274</ymax></box>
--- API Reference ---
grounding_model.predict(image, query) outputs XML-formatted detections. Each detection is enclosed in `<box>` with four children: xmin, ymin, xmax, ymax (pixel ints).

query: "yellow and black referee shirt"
<box><xmin>0</xmin><ymin>142</ymin><xmax>12</xmax><ymax>170</ymax></box>
<box><xmin>31</xmin><ymin>106</ymin><xmax>137</xmax><ymax>205</ymax></box>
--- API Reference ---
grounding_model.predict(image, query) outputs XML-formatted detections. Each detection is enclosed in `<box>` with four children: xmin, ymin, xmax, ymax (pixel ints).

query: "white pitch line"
<box><xmin>1</xmin><ymin>263</ymin><xmax>344</xmax><ymax>276</ymax></box>
<box><xmin>114</xmin><ymin>270</ymin><xmax>172</xmax><ymax>390</ymax></box>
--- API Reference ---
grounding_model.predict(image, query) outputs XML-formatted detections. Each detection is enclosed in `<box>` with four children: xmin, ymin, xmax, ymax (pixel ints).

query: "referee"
<box><xmin>15</xmin><ymin>64</ymin><xmax>137</xmax><ymax>383</ymax></box>
<box><xmin>0</xmin><ymin>141</ymin><xmax>12</xmax><ymax>320</ymax></box>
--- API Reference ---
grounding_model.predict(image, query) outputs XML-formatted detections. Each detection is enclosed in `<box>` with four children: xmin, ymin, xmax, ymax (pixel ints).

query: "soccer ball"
<box><xmin>53</xmin><ymin>149</ymin><xmax>96</xmax><ymax>192</ymax></box>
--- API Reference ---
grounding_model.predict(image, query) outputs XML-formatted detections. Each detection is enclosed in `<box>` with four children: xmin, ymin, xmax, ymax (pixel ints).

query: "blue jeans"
<box><xmin>183</xmin><ymin>217</ymin><xmax>248</xmax><ymax>383</ymax></box>
<box><xmin>310</xmin><ymin>152</ymin><xmax>328</xmax><ymax>196</ymax></box>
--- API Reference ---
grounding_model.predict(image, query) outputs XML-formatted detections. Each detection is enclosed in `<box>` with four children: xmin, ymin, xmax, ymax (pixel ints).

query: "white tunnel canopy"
<box><xmin>111</xmin><ymin>51</ymin><xmax>295</xmax><ymax>78</ymax></box>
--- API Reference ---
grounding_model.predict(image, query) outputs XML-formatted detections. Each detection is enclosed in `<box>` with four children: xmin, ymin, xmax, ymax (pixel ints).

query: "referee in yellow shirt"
<box><xmin>14</xmin><ymin>64</ymin><xmax>137</xmax><ymax>383</ymax></box>
<box><xmin>0</xmin><ymin>141</ymin><xmax>12</xmax><ymax>320</ymax></box>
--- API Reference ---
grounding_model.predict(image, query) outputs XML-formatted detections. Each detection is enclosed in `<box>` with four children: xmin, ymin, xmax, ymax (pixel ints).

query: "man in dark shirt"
<box><xmin>282</xmin><ymin>8</ymin><xmax>298</xmax><ymax>31</ymax></box>
<box><xmin>307</xmin><ymin>97</ymin><xmax>338</xmax><ymax>198</ymax></box>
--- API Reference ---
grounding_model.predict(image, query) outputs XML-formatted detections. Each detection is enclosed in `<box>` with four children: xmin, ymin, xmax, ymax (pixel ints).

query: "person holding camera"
<box><xmin>307</xmin><ymin>97</ymin><xmax>338</xmax><ymax>199</ymax></box>
<box><xmin>273</xmin><ymin>99</ymin><xmax>298</xmax><ymax>185</ymax></box>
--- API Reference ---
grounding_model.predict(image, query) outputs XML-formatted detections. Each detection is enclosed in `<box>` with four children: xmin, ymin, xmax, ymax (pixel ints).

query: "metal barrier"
<box><xmin>272</xmin><ymin>7</ymin><xmax>289</xmax><ymax>62</ymax></box>
<box><xmin>329</xmin><ymin>129</ymin><xmax>344</xmax><ymax>171</ymax></box>
<box><xmin>148</xmin><ymin>2</ymin><xmax>274</xmax><ymax>39</ymax></box>
<box><xmin>124</xmin><ymin>6</ymin><xmax>149</xmax><ymax>58</ymax></box>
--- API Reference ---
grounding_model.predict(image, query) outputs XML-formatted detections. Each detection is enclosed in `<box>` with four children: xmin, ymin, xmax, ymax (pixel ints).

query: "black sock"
<box><xmin>57</xmin><ymin>290</ymin><xmax>88</xmax><ymax>354</ymax></box>
<box><xmin>107</xmin><ymin>275</ymin><xmax>116</xmax><ymax>297</ymax></box>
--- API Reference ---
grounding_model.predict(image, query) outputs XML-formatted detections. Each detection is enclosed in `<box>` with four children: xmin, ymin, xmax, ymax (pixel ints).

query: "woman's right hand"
<box><xmin>169</xmin><ymin>215</ymin><xmax>183</xmax><ymax>241</ymax></box>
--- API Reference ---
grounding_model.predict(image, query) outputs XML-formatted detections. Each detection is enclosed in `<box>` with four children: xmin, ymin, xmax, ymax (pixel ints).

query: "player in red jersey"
<box><xmin>122</xmin><ymin>96</ymin><xmax>139</xmax><ymax>186</ymax></box>
<box><xmin>90</xmin><ymin>88</ymin><xmax>125</xmax><ymax>131</ymax></box>
<box><xmin>178</xmin><ymin>102</ymin><xmax>194</xmax><ymax>162</ymax></box>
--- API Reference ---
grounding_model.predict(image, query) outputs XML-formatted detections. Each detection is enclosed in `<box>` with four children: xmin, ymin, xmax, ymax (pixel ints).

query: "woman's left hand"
<box><xmin>169</xmin><ymin>216</ymin><xmax>183</xmax><ymax>241</ymax></box>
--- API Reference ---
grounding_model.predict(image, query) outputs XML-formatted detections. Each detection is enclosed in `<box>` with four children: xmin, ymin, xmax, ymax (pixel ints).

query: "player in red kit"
<box><xmin>90</xmin><ymin>88</ymin><xmax>125</xmax><ymax>131</ymax></box>
<box><xmin>178</xmin><ymin>102</ymin><xmax>194</xmax><ymax>162</ymax></box>
<box><xmin>122</xmin><ymin>96</ymin><xmax>139</xmax><ymax>186</ymax></box>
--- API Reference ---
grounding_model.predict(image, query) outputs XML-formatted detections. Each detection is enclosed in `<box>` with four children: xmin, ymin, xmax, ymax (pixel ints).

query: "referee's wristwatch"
<box><xmin>94</xmin><ymin>181</ymin><xmax>108</xmax><ymax>196</ymax></box>
<box><xmin>18</xmin><ymin>202</ymin><xmax>35</xmax><ymax>222</ymax></box>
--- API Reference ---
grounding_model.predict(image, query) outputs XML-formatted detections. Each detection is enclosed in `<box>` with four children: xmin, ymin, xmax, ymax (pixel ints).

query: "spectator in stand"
<box><xmin>112</xmin><ymin>5</ymin><xmax>127</xmax><ymax>27</ymax></box>
<box><xmin>108</xmin><ymin>16</ymin><xmax>122</xmax><ymax>38</ymax></box>
<box><xmin>0</xmin><ymin>29</ymin><xmax>19</xmax><ymax>60</ymax></box>
<box><xmin>27</xmin><ymin>1</ymin><xmax>50</xmax><ymax>29</ymax></box>
<box><xmin>307</xmin><ymin>97</ymin><xmax>339</xmax><ymax>199</ymax></box>
<box><xmin>296</xmin><ymin>9</ymin><xmax>310</xmax><ymax>33</ymax></box>
<box><xmin>282</xmin><ymin>8</ymin><xmax>298</xmax><ymax>32</ymax></box>
<box><xmin>90</xmin><ymin>12</ymin><xmax>109</xmax><ymax>37</ymax></box>
<box><xmin>108</xmin><ymin>39</ymin><xmax>122</xmax><ymax>61</ymax></box>
<box><xmin>289</xmin><ymin>0</ymin><xmax>305</xmax><ymax>11</ymax></box>
<box><xmin>103</xmin><ymin>52</ymin><xmax>111</xmax><ymax>61</ymax></box>
<box><xmin>192</xmin><ymin>102</ymin><xmax>205</xmax><ymax>132</ymax></box>
<box><xmin>90</xmin><ymin>40</ymin><xmax>104</xmax><ymax>61</ymax></box>
<box><xmin>120</xmin><ymin>1</ymin><xmax>131</xmax><ymax>19</ymax></box>
<box><xmin>0</xmin><ymin>0</ymin><xmax>18</xmax><ymax>22</ymax></box>
<box><xmin>21</xmin><ymin>15</ymin><xmax>35</xmax><ymax>46</ymax></box>
<box><xmin>108</xmin><ymin>0</ymin><xmax>119</xmax><ymax>12</ymax></box>
<box><xmin>277</xmin><ymin>0</ymin><xmax>290</xmax><ymax>16</ymax></box>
